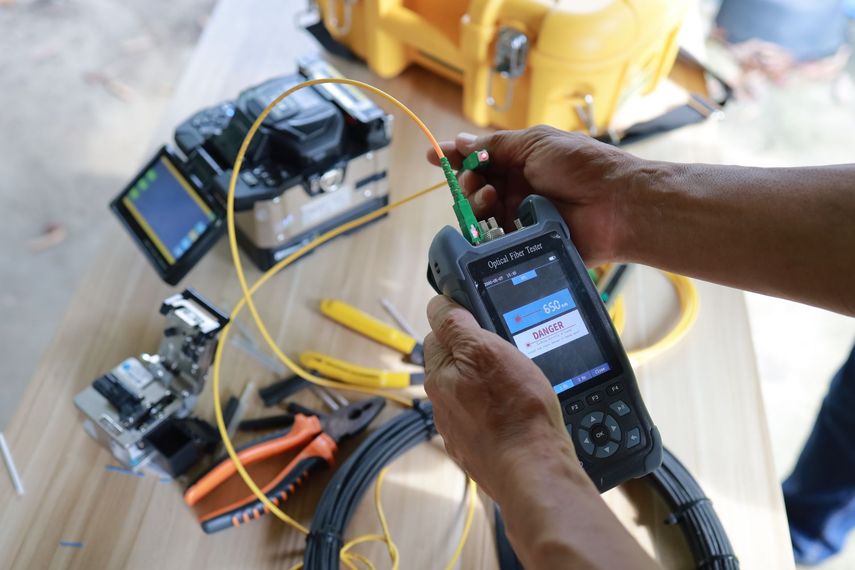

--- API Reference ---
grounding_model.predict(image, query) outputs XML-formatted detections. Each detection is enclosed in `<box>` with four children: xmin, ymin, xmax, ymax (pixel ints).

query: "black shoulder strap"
<box><xmin>599</xmin><ymin>48</ymin><xmax>734</xmax><ymax>146</ymax></box>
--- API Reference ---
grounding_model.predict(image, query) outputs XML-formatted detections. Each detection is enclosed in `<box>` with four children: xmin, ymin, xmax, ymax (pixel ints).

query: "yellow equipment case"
<box><xmin>318</xmin><ymin>0</ymin><xmax>689</xmax><ymax>133</ymax></box>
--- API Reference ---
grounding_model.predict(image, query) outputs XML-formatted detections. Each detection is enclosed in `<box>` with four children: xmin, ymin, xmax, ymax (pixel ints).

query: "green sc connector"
<box><xmin>462</xmin><ymin>149</ymin><xmax>490</xmax><ymax>172</ymax></box>
<box><xmin>440</xmin><ymin>156</ymin><xmax>482</xmax><ymax>245</ymax></box>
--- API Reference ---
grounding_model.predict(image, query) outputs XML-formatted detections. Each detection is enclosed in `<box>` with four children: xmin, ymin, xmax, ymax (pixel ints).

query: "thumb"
<box><xmin>426</xmin><ymin>295</ymin><xmax>482</xmax><ymax>348</ymax></box>
<box><xmin>456</xmin><ymin>128</ymin><xmax>536</xmax><ymax>170</ymax></box>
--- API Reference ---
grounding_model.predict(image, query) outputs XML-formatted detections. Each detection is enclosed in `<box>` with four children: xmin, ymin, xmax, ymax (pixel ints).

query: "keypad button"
<box><xmin>565</xmin><ymin>400</ymin><xmax>584</xmax><ymax>415</ymax></box>
<box><xmin>577</xmin><ymin>429</ymin><xmax>595</xmax><ymax>455</ymax></box>
<box><xmin>590</xmin><ymin>425</ymin><xmax>610</xmax><ymax>445</ymax></box>
<box><xmin>626</xmin><ymin>428</ymin><xmax>641</xmax><ymax>449</ymax></box>
<box><xmin>604</xmin><ymin>415</ymin><xmax>621</xmax><ymax>442</ymax></box>
<box><xmin>595</xmin><ymin>443</ymin><xmax>617</xmax><ymax>458</ymax></box>
<box><xmin>586</xmin><ymin>391</ymin><xmax>604</xmax><ymax>405</ymax></box>
<box><xmin>606</xmin><ymin>383</ymin><xmax>623</xmax><ymax>396</ymax></box>
<box><xmin>609</xmin><ymin>400</ymin><xmax>631</xmax><ymax>417</ymax></box>
<box><xmin>580</xmin><ymin>411</ymin><xmax>604</xmax><ymax>429</ymax></box>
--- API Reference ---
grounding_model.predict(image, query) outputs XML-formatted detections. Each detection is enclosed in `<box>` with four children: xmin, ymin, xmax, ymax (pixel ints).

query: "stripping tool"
<box><xmin>184</xmin><ymin>397</ymin><xmax>385</xmax><ymax>533</ymax></box>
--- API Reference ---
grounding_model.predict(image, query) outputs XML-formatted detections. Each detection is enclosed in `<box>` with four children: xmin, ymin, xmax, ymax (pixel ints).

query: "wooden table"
<box><xmin>0</xmin><ymin>1</ymin><xmax>794</xmax><ymax>568</ymax></box>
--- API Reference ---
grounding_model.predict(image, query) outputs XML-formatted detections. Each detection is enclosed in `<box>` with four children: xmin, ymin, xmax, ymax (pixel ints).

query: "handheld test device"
<box><xmin>427</xmin><ymin>177</ymin><xmax>661</xmax><ymax>491</ymax></box>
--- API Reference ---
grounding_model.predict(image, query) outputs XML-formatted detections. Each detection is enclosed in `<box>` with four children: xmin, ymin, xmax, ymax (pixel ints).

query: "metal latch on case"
<box><xmin>325</xmin><ymin>0</ymin><xmax>356</xmax><ymax>35</ymax></box>
<box><xmin>486</xmin><ymin>27</ymin><xmax>529</xmax><ymax>112</ymax></box>
<box><xmin>575</xmin><ymin>94</ymin><xmax>600</xmax><ymax>137</ymax></box>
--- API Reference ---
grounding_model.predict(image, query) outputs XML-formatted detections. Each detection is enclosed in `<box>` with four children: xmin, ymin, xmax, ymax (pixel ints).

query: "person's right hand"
<box><xmin>427</xmin><ymin>125</ymin><xmax>643</xmax><ymax>266</ymax></box>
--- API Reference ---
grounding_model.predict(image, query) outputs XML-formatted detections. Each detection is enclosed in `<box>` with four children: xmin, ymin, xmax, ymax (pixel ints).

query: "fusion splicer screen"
<box><xmin>121</xmin><ymin>155</ymin><xmax>217</xmax><ymax>265</ymax></box>
<box><xmin>478</xmin><ymin>244</ymin><xmax>613</xmax><ymax>395</ymax></box>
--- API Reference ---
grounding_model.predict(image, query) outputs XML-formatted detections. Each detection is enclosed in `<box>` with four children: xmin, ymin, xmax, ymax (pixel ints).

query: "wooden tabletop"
<box><xmin>0</xmin><ymin>1</ymin><xmax>794</xmax><ymax>568</ymax></box>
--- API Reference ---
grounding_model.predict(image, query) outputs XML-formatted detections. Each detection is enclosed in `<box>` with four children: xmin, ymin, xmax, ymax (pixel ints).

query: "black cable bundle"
<box><xmin>647</xmin><ymin>447</ymin><xmax>739</xmax><ymax>569</ymax></box>
<box><xmin>496</xmin><ymin>446</ymin><xmax>739</xmax><ymax>569</ymax></box>
<box><xmin>304</xmin><ymin>400</ymin><xmax>437</xmax><ymax>569</ymax></box>
<box><xmin>306</xmin><ymin>401</ymin><xmax>737</xmax><ymax>570</ymax></box>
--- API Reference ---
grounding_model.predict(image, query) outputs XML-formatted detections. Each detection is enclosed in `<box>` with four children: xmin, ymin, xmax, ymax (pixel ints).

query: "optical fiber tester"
<box><xmin>428</xmin><ymin>194</ymin><xmax>661</xmax><ymax>492</ymax></box>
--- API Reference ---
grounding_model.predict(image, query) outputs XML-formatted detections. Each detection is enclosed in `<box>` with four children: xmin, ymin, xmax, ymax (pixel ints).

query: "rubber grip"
<box><xmin>320</xmin><ymin>299</ymin><xmax>417</xmax><ymax>356</ymax></box>
<box><xmin>199</xmin><ymin>433</ymin><xmax>337</xmax><ymax>534</ymax></box>
<box><xmin>183</xmin><ymin>414</ymin><xmax>322</xmax><ymax>506</ymax></box>
<box><xmin>299</xmin><ymin>351</ymin><xmax>411</xmax><ymax>389</ymax></box>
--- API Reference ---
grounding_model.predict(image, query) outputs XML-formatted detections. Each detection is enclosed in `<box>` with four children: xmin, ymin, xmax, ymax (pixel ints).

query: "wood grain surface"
<box><xmin>0</xmin><ymin>1</ymin><xmax>794</xmax><ymax>568</ymax></box>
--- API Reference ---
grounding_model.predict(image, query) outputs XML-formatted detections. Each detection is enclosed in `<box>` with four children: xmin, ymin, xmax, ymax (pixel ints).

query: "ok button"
<box><xmin>590</xmin><ymin>424</ymin><xmax>610</xmax><ymax>446</ymax></box>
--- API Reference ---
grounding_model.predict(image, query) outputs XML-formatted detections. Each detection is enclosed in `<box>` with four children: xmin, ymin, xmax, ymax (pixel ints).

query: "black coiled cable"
<box><xmin>647</xmin><ymin>448</ymin><xmax>739</xmax><ymax>569</ymax></box>
<box><xmin>304</xmin><ymin>400</ymin><xmax>437</xmax><ymax>568</ymax></box>
<box><xmin>306</xmin><ymin>401</ymin><xmax>738</xmax><ymax>569</ymax></box>
<box><xmin>495</xmin><ymin>447</ymin><xmax>740</xmax><ymax>569</ymax></box>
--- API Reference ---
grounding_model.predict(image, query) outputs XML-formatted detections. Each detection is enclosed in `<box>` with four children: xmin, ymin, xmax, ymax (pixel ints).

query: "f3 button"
<box><xmin>586</xmin><ymin>391</ymin><xmax>603</xmax><ymax>405</ymax></box>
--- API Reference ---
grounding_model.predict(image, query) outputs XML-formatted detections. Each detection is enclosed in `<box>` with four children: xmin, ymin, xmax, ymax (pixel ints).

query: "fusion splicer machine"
<box><xmin>111</xmin><ymin>56</ymin><xmax>392</xmax><ymax>284</ymax></box>
<box><xmin>427</xmin><ymin>157</ymin><xmax>661</xmax><ymax>491</ymax></box>
<box><xmin>74</xmin><ymin>289</ymin><xmax>228</xmax><ymax>477</ymax></box>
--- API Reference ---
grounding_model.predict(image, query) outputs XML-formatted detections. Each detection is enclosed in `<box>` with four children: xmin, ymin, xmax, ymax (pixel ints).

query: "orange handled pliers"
<box><xmin>183</xmin><ymin>397</ymin><xmax>385</xmax><ymax>533</ymax></box>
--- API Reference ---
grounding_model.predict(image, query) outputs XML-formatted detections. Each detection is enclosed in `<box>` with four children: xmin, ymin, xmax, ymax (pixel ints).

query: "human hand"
<box><xmin>423</xmin><ymin>295</ymin><xmax>589</xmax><ymax>500</ymax></box>
<box><xmin>424</xmin><ymin>295</ymin><xmax>655</xmax><ymax>569</ymax></box>
<box><xmin>427</xmin><ymin>125</ymin><xmax>642</xmax><ymax>266</ymax></box>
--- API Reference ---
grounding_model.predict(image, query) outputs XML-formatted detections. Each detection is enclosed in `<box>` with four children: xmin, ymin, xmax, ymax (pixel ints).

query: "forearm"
<box><xmin>617</xmin><ymin>162</ymin><xmax>855</xmax><ymax>315</ymax></box>
<box><xmin>493</xmin><ymin>437</ymin><xmax>658</xmax><ymax>570</ymax></box>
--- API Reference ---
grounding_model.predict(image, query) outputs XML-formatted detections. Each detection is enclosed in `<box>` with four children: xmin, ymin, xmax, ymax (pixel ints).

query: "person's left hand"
<box><xmin>423</xmin><ymin>295</ymin><xmax>586</xmax><ymax>499</ymax></box>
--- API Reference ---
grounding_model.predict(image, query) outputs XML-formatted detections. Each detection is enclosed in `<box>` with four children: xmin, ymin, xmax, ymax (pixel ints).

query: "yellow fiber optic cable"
<box><xmin>211</xmin><ymin>77</ymin><xmax>473</xmax><ymax>568</ymax></box>
<box><xmin>211</xmin><ymin>76</ymin><xmax>697</xmax><ymax>569</ymax></box>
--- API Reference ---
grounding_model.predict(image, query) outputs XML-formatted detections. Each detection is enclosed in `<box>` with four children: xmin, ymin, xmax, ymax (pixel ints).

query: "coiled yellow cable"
<box><xmin>609</xmin><ymin>272</ymin><xmax>700</xmax><ymax>365</ymax></box>
<box><xmin>212</xmin><ymin>77</ymin><xmax>475</xmax><ymax>568</ymax></box>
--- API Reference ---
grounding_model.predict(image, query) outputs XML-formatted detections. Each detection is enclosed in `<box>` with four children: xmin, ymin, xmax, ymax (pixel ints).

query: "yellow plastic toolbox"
<box><xmin>319</xmin><ymin>0</ymin><xmax>689</xmax><ymax>133</ymax></box>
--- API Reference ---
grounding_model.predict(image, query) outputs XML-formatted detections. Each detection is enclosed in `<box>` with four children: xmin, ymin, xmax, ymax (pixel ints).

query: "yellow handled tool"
<box><xmin>299</xmin><ymin>352</ymin><xmax>424</xmax><ymax>389</ymax></box>
<box><xmin>319</xmin><ymin>299</ymin><xmax>424</xmax><ymax>365</ymax></box>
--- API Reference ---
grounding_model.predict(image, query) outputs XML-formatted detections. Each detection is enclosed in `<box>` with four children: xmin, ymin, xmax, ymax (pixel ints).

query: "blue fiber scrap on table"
<box><xmin>104</xmin><ymin>464</ymin><xmax>144</xmax><ymax>477</ymax></box>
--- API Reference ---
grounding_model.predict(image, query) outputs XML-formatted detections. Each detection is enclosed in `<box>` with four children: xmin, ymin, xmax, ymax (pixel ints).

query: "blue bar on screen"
<box><xmin>511</xmin><ymin>269</ymin><xmax>537</xmax><ymax>285</ymax></box>
<box><xmin>502</xmin><ymin>288</ymin><xmax>576</xmax><ymax>334</ymax></box>
<box><xmin>553</xmin><ymin>363</ymin><xmax>611</xmax><ymax>394</ymax></box>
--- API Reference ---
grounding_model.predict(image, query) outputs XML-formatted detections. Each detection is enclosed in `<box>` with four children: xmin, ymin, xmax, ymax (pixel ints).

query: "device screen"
<box><xmin>120</xmin><ymin>154</ymin><xmax>217</xmax><ymax>266</ymax></box>
<box><xmin>471</xmin><ymin>234</ymin><xmax>619</xmax><ymax>395</ymax></box>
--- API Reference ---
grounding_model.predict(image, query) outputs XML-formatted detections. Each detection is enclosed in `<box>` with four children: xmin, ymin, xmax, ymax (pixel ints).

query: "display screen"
<box><xmin>473</xmin><ymin>236</ymin><xmax>617</xmax><ymax>395</ymax></box>
<box><xmin>120</xmin><ymin>155</ymin><xmax>217</xmax><ymax>265</ymax></box>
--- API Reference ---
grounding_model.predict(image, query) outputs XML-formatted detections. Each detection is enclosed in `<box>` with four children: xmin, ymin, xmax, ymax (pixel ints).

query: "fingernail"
<box><xmin>456</xmin><ymin>132</ymin><xmax>477</xmax><ymax>151</ymax></box>
<box><xmin>473</xmin><ymin>190</ymin><xmax>485</xmax><ymax>208</ymax></box>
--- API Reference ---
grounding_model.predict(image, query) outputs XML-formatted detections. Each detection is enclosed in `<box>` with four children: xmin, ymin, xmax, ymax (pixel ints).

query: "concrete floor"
<box><xmin>1</xmin><ymin>1</ymin><xmax>854</xmax><ymax>567</ymax></box>
<box><xmin>0</xmin><ymin>0</ymin><xmax>215</xmax><ymax>425</ymax></box>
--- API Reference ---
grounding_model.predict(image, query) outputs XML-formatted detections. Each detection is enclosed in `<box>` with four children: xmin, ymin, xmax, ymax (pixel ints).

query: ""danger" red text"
<box><xmin>532</xmin><ymin>320</ymin><xmax>565</xmax><ymax>339</ymax></box>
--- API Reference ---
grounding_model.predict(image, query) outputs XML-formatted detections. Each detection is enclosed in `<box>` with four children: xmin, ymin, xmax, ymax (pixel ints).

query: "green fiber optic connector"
<box><xmin>440</xmin><ymin>156</ymin><xmax>482</xmax><ymax>245</ymax></box>
<box><xmin>462</xmin><ymin>149</ymin><xmax>490</xmax><ymax>172</ymax></box>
